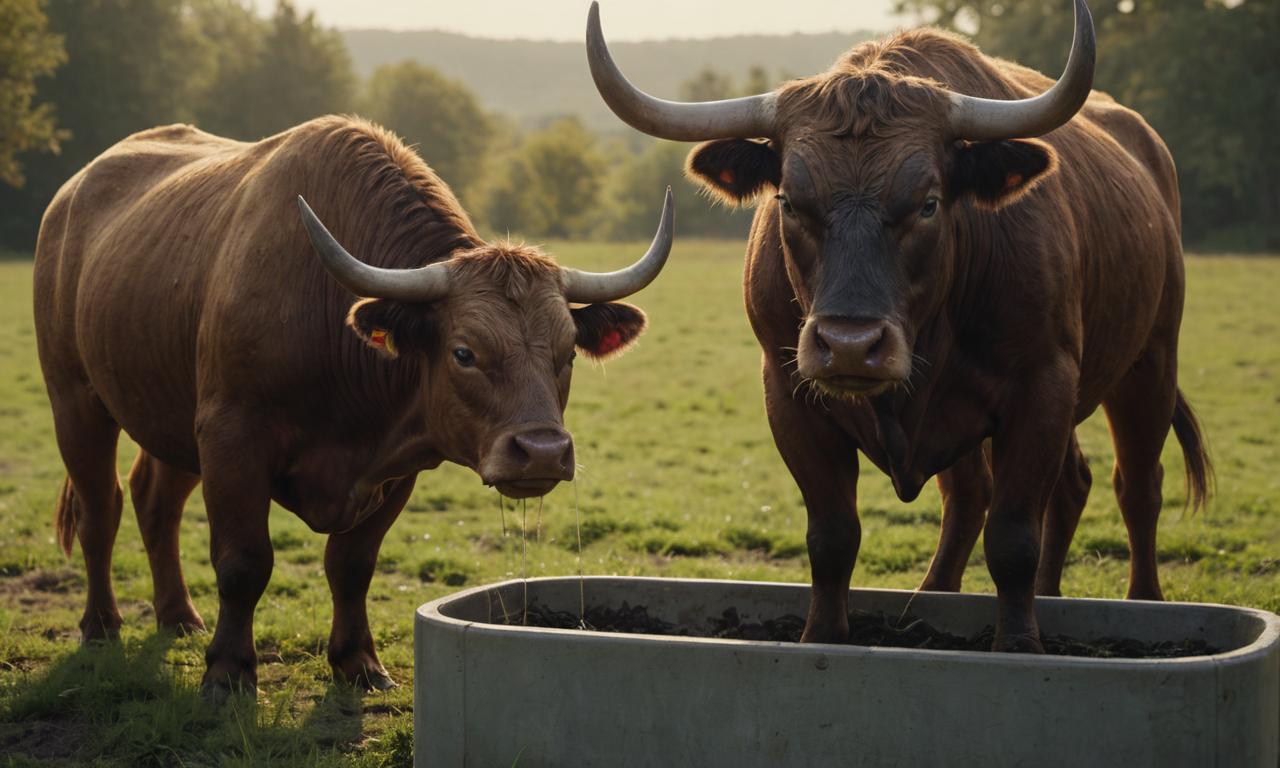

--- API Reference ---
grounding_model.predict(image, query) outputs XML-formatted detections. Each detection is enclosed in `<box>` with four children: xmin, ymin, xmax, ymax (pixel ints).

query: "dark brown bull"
<box><xmin>587</xmin><ymin>0</ymin><xmax>1210</xmax><ymax>651</ymax></box>
<box><xmin>33</xmin><ymin>116</ymin><xmax>673</xmax><ymax>696</ymax></box>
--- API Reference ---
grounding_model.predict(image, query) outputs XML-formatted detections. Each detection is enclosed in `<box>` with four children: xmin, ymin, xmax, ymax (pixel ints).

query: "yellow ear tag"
<box><xmin>369</xmin><ymin>328</ymin><xmax>396</xmax><ymax>355</ymax></box>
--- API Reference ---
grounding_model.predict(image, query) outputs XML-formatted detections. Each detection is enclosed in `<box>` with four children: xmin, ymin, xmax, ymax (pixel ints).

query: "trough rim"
<box><xmin>417</xmin><ymin>575</ymin><xmax>1280</xmax><ymax>670</ymax></box>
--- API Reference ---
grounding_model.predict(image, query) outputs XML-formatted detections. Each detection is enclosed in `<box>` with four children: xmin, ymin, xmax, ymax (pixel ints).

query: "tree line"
<box><xmin>2</xmin><ymin>0</ymin><xmax>1274</xmax><ymax>251</ymax></box>
<box><xmin>0</xmin><ymin>0</ymin><xmax>754</xmax><ymax>250</ymax></box>
<box><xmin>896</xmin><ymin>0</ymin><xmax>1278</xmax><ymax>250</ymax></box>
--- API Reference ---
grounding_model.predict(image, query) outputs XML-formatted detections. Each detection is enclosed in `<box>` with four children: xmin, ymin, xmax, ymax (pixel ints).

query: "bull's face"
<box><xmin>687</xmin><ymin>125</ymin><xmax>1056</xmax><ymax>398</ymax></box>
<box><xmin>583</xmin><ymin>0</ymin><xmax>1094</xmax><ymax>398</ymax></box>
<box><xmin>346</xmin><ymin>248</ymin><xmax>646</xmax><ymax>497</ymax></box>
<box><xmin>297</xmin><ymin>189</ymin><xmax>673</xmax><ymax>499</ymax></box>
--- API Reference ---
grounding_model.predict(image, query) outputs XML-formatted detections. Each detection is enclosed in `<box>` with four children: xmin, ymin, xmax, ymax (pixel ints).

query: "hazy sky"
<box><xmin>253</xmin><ymin>0</ymin><xmax>906</xmax><ymax>40</ymax></box>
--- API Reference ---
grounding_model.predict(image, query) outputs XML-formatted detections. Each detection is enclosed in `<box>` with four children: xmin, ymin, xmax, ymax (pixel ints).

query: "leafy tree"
<box><xmin>0</xmin><ymin>0</ymin><xmax>211</xmax><ymax>246</ymax></box>
<box><xmin>201</xmin><ymin>0</ymin><xmax>356</xmax><ymax>140</ymax></box>
<box><xmin>680</xmin><ymin>68</ymin><xmax>735</xmax><ymax>102</ymax></box>
<box><xmin>0</xmin><ymin>0</ymin><xmax>66</xmax><ymax>188</ymax></box>
<box><xmin>592</xmin><ymin>66</ymin><xmax>784</xmax><ymax>241</ymax></box>
<box><xmin>187</xmin><ymin>0</ymin><xmax>267</xmax><ymax>139</ymax></box>
<box><xmin>742</xmin><ymin>66</ymin><xmax>774</xmax><ymax>96</ymax></box>
<box><xmin>363</xmin><ymin>62</ymin><xmax>492</xmax><ymax>203</ymax></box>
<box><xmin>893</xmin><ymin>0</ymin><xmax>1279</xmax><ymax>249</ymax></box>
<box><xmin>481</xmin><ymin>117</ymin><xmax>607</xmax><ymax>239</ymax></box>
<box><xmin>603</xmin><ymin>140</ymin><xmax>752</xmax><ymax>241</ymax></box>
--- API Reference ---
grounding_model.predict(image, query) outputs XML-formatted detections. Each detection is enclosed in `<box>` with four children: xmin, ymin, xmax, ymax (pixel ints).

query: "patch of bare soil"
<box><xmin>0</xmin><ymin>715</ymin><xmax>89</xmax><ymax>763</ymax></box>
<box><xmin>0</xmin><ymin>568</ymin><xmax>84</xmax><ymax>618</ymax></box>
<box><xmin>515</xmin><ymin>602</ymin><xmax>1219</xmax><ymax>659</ymax></box>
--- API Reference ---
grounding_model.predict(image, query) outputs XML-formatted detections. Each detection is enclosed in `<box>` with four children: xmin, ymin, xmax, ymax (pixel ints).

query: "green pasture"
<box><xmin>0</xmin><ymin>246</ymin><xmax>1276</xmax><ymax>766</ymax></box>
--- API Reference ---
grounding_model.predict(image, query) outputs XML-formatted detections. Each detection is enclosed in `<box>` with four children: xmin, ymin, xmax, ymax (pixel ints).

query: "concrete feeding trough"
<box><xmin>414</xmin><ymin>576</ymin><xmax>1279</xmax><ymax>767</ymax></box>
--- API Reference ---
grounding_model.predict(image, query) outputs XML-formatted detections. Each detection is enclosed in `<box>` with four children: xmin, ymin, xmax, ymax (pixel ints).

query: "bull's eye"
<box><xmin>775</xmin><ymin>194</ymin><xmax>794</xmax><ymax>216</ymax></box>
<box><xmin>452</xmin><ymin>346</ymin><xmax>476</xmax><ymax>367</ymax></box>
<box><xmin>920</xmin><ymin>196</ymin><xmax>940</xmax><ymax>219</ymax></box>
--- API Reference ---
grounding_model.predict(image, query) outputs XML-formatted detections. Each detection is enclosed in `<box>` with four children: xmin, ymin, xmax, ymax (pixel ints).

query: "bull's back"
<box><xmin>34</xmin><ymin>125</ymin><xmax>260</xmax><ymax>470</ymax></box>
<box><xmin>1070</xmin><ymin>93</ymin><xmax>1184</xmax><ymax>405</ymax></box>
<box><xmin>997</xmin><ymin>64</ymin><xmax>1184</xmax><ymax>407</ymax></box>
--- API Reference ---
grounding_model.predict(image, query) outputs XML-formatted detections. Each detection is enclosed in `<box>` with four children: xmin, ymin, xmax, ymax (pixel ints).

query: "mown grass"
<box><xmin>0</xmin><ymin>246</ymin><xmax>1277</xmax><ymax>765</ymax></box>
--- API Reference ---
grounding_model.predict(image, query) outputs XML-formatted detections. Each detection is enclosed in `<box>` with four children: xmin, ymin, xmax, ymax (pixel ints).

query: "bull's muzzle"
<box><xmin>797</xmin><ymin>316</ymin><xmax>912</xmax><ymax>396</ymax></box>
<box><xmin>480</xmin><ymin>426</ymin><xmax>575</xmax><ymax>499</ymax></box>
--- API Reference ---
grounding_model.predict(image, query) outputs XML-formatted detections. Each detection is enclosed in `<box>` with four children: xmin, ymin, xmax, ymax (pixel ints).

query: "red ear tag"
<box><xmin>1006</xmin><ymin>173</ymin><xmax>1024</xmax><ymax>189</ymax></box>
<box><xmin>597</xmin><ymin>329</ymin><xmax>623</xmax><ymax>355</ymax></box>
<box><xmin>369</xmin><ymin>328</ymin><xmax>396</xmax><ymax>355</ymax></box>
<box><xmin>718</xmin><ymin>169</ymin><xmax>736</xmax><ymax>186</ymax></box>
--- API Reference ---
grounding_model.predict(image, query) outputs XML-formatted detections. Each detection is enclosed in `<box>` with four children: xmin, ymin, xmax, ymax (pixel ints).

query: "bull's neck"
<box><xmin>331</xmin><ymin>343</ymin><xmax>439</xmax><ymax>457</ymax></box>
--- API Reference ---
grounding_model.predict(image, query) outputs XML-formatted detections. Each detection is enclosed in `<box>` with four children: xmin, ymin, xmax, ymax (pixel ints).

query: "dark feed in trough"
<box><xmin>512</xmin><ymin>601</ymin><xmax>1219</xmax><ymax>659</ymax></box>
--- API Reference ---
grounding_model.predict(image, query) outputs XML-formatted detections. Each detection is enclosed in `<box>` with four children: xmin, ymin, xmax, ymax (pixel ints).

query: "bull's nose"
<box><xmin>797</xmin><ymin>316</ymin><xmax>911</xmax><ymax>388</ymax></box>
<box><xmin>814</xmin><ymin>317</ymin><xmax>886</xmax><ymax>360</ymax></box>
<box><xmin>480</xmin><ymin>427</ymin><xmax>576</xmax><ymax>499</ymax></box>
<box><xmin>511</xmin><ymin>429</ymin><xmax>574</xmax><ymax>475</ymax></box>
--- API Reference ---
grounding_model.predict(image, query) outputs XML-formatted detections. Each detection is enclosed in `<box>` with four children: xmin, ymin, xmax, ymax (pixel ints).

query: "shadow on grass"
<box><xmin>0</xmin><ymin>632</ymin><xmax>408</xmax><ymax>767</ymax></box>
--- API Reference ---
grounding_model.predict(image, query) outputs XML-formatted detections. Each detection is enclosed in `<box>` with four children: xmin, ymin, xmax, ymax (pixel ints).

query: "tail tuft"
<box><xmin>54</xmin><ymin>477</ymin><xmax>78</xmax><ymax>557</ymax></box>
<box><xmin>1171</xmin><ymin>389</ymin><xmax>1213</xmax><ymax>514</ymax></box>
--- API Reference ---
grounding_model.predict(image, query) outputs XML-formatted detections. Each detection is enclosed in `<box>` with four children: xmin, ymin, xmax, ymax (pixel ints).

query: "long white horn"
<box><xmin>586</xmin><ymin>3</ymin><xmax>777</xmax><ymax>141</ymax></box>
<box><xmin>562</xmin><ymin>187</ymin><xmax>674</xmax><ymax>304</ymax></box>
<box><xmin>947</xmin><ymin>0</ymin><xmax>1096</xmax><ymax>140</ymax></box>
<box><xmin>297</xmin><ymin>196</ymin><xmax>451</xmax><ymax>303</ymax></box>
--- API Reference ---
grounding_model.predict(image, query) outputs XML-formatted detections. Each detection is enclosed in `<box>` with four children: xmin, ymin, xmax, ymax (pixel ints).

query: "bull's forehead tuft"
<box><xmin>448</xmin><ymin>244</ymin><xmax>564</xmax><ymax>302</ymax></box>
<box><xmin>773</xmin><ymin>28</ymin><xmax>989</xmax><ymax>140</ymax></box>
<box><xmin>777</xmin><ymin>71</ymin><xmax>944</xmax><ymax>141</ymax></box>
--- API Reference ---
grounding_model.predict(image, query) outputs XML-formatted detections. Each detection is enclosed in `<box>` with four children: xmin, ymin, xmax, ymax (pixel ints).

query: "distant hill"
<box><xmin>340</xmin><ymin>28</ymin><xmax>878</xmax><ymax>134</ymax></box>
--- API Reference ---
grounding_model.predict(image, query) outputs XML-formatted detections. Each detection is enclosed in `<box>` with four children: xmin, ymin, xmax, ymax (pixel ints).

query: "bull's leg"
<box><xmin>48</xmin><ymin>384</ymin><xmax>125</xmax><ymax>641</ymax></box>
<box><xmin>763</xmin><ymin>363</ymin><xmax>860</xmax><ymax>643</ymax></box>
<box><xmin>1035</xmin><ymin>433</ymin><xmax>1093</xmax><ymax>596</ymax></box>
<box><xmin>1103</xmin><ymin>347</ymin><xmax>1178</xmax><ymax>601</ymax></box>
<box><xmin>920</xmin><ymin>446</ymin><xmax>991</xmax><ymax>592</ymax></box>
<box><xmin>128</xmin><ymin>450</ymin><xmax>204</xmax><ymax>633</ymax></box>
<box><xmin>197</xmin><ymin>416</ymin><xmax>273</xmax><ymax>701</ymax></box>
<box><xmin>986</xmin><ymin>359</ymin><xmax>1077</xmax><ymax>652</ymax></box>
<box><xmin>325</xmin><ymin>476</ymin><xmax>415</xmax><ymax>691</ymax></box>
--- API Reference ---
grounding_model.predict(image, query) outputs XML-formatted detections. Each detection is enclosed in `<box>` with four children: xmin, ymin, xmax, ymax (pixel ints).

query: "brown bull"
<box><xmin>588</xmin><ymin>0</ymin><xmax>1209</xmax><ymax>651</ymax></box>
<box><xmin>34</xmin><ymin>115</ymin><xmax>673</xmax><ymax>696</ymax></box>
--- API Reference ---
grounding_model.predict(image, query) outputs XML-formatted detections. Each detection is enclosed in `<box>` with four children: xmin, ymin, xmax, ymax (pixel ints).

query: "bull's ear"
<box><xmin>571</xmin><ymin>302</ymin><xmax>647</xmax><ymax>361</ymax></box>
<box><xmin>347</xmin><ymin>298</ymin><xmax>437</xmax><ymax>359</ymax></box>
<box><xmin>949</xmin><ymin>138</ymin><xmax>1058</xmax><ymax>210</ymax></box>
<box><xmin>685</xmin><ymin>139</ymin><xmax>782</xmax><ymax>206</ymax></box>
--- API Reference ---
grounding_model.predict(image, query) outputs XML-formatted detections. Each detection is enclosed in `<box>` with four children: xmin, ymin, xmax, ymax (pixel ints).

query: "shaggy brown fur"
<box><xmin>33</xmin><ymin>115</ymin><xmax>648</xmax><ymax>698</ymax></box>
<box><xmin>679</xmin><ymin>26</ymin><xmax>1209</xmax><ymax>653</ymax></box>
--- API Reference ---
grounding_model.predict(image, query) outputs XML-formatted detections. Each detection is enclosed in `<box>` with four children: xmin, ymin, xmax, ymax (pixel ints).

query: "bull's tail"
<box><xmin>1171</xmin><ymin>388</ymin><xmax>1213</xmax><ymax>514</ymax></box>
<box><xmin>54</xmin><ymin>476</ymin><xmax>79</xmax><ymax>557</ymax></box>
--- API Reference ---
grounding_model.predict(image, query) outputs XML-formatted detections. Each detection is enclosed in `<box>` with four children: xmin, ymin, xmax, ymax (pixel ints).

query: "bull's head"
<box><xmin>586</xmin><ymin>1</ymin><xmax>1094</xmax><ymax>398</ymax></box>
<box><xmin>296</xmin><ymin>190</ymin><xmax>673</xmax><ymax>498</ymax></box>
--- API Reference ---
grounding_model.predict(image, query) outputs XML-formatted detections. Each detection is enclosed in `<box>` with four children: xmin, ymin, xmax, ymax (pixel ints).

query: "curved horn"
<box><xmin>562</xmin><ymin>187</ymin><xmax>674</xmax><ymax>304</ymax></box>
<box><xmin>948</xmin><ymin>0</ymin><xmax>1096</xmax><ymax>140</ymax></box>
<box><xmin>297</xmin><ymin>196</ymin><xmax>450</xmax><ymax>303</ymax></box>
<box><xmin>586</xmin><ymin>2</ymin><xmax>777</xmax><ymax>141</ymax></box>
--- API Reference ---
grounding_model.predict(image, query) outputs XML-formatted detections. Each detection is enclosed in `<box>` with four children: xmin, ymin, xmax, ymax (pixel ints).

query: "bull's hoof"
<box><xmin>336</xmin><ymin>663</ymin><xmax>398</xmax><ymax>692</ymax></box>
<box><xmin>331</xmin><ymin>646</ymin><xmax>397</xmax><ymax>692</ymax></box>
<box><xmin>79</xmin><ymin>615</ymin><xmax>122</xmax><ymax>644</ymax></box>
<box><xmin>158</xmin><ymin>614</ymin><xmax>207</xmax><ymax>637</ymax></box>
<box><xmin>992</xmin><ymin>631</ymin><xmax>1045</xmax><ymax>654</ymax></box>
<box><xmin>200</xmin><ymin>675</ymin><xmax>259</xmax><ymax>706</ymax></box>
<box><xmin>359</xmin><ymin>669</ymin><xmax>399</xmax><ymax>692</ymax></box>
<box><xmin>201</xmin><ymin>657</ymin><xmax>259</xmax><ymax>705</ymax></box>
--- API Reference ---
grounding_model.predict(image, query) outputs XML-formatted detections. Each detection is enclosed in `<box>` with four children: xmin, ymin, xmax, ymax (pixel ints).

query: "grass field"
<box><xmin>0</xmin><ymin>245</ymin><xmax>1277</xmax><ymax>766</ymax></box>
